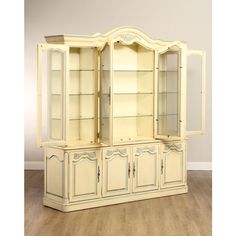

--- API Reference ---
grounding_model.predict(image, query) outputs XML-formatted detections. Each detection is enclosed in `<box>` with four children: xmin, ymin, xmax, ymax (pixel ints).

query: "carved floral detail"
<box><xmin>135</xmin><ymin>146</ymin><xmax>156</xmax><ymax>156</ymax></box>
<box><xmin>106</xmin><ymin>149</ymin><xmax>127</xmax><ymax>158</ymax></box>
<box><xmin>164</xmin><ymin>144</ymin><xmax>182</xmax><ymax>152</ymax></box>
<box><xmin>73</xmin><ymin>152</ymin><xmax>96</xmax><ymax>162</ymax></box>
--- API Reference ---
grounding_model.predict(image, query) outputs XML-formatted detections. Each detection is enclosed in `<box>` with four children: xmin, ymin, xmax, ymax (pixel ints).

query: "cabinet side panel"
<box><xmin>46</xmin><ymin>148</ymin><xmax>64</xmax><ymax>197</ymax></box>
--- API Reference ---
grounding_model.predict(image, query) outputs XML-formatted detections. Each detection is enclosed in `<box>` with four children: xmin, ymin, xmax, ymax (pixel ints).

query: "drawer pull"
<box><xmin>97</xmin><ymin>166</ymin><xmax>100</xmax><ymax>183</ymax></box>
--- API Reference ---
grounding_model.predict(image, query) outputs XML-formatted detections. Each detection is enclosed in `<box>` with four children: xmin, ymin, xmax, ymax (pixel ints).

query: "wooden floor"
<box><xmin>25</xmin><ymin>170</ymin><xmax>211</xmax><ymax>236</ymax></box>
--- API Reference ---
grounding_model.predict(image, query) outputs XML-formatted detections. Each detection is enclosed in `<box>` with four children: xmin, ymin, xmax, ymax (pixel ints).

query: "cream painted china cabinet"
<box><xmin>37</xmin><ymin>27</ymin><xmax>206</xmax><ymax>212</ymax></box>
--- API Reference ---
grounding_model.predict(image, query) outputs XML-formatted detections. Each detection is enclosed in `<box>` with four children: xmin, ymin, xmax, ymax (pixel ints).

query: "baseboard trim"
<box><xmin>25</xmin><ymin>161</ymin><xmax>44</xmax><ymax>170</ymax></box>
<box><xmin>24</xmin><ymin>161</ymin><xmax>212</xmax><ymax>170</ymax></box>
<box><xmin>187</xmin><ymin>162</ymin><xmax>212</xmax><ymax>170</ymax></box>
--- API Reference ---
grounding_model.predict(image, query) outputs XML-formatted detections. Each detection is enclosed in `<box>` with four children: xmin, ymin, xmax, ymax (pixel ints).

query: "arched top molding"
<box><xmin>45</xmin><ymin>26</ymin><xmax>186</xmax><ymax>51</ymax></box>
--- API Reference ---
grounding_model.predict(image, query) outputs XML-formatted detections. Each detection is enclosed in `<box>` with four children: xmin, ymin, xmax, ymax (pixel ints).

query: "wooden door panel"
<box><xmin>103</xmin><ymin>148</ymin><xmax>131</xmax><ymax>197</ymax></box>
<box><xmin>161</xmin><ymin>143</ymin><xmax>186</xmax><ymax>189</ymax></box>
<box><xmin>69</xmin><ymin>150</ymin><xmax>101</xmax><ymax>202</ymax></box>
<box><xmin>133</xmin><ymin>145</ymin><xmax>159</xmax><ymax>193</ymax></box>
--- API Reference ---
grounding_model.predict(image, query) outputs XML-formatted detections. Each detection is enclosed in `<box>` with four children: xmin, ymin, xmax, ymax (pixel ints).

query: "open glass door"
<box><xmin>100</xmin><ymin>43</ymin><xmax>112</xmax><ymax>145</ymax></box>
<box><xmin>156</xmin><ymin>46</ymin><xmax>183</xmax><ymax>140</ymax></box>
<box><xmin>37</xmin><ymin>43</ymin><xmax>69</xmax><ymax>146</ymax></box>
<box><xmin>186</xmin><ymin>50</ymin><xmax>206</xmax><ymax>136</ymax></box>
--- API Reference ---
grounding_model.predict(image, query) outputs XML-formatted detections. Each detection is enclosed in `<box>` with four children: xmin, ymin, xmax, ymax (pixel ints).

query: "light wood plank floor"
<box><xmin>25</xmin><ymin>171</ymin><xmax>211</xmax><ymax>236</ymax></box>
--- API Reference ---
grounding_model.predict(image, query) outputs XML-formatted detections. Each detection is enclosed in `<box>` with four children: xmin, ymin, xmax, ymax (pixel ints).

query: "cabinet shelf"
<box><xmin>69</xmin><ymin>117</ymin><xmax>95</xmax><ymax>120</ymax></box>
<box><xmin>103</xmin><ymin>69</ymin><xmax>153</xmax><ymax>72</ymax></box>
<box><xmin>114</xmin><ymin>92</ymin><xmax>153</xmax><ymax>95</ymax></box>
<box><xmin>69</xmin><ymin>93</ymin><xmax>95</xmax><ymax>96</ymax></box>
<box><xmin>114</xmin><ymin>114</ymin><xmax>153</xmax><ymax>118</ymax></box>
<box><xmin>70</xmin><ymin>69</ymin><xmax>95</xmax><ymax>71</ymax></box>
<box><xmin>158</xmin><ymin>114</ymin><xmax>177</xmax><ymax>116</ymax></box>
<box><xmin>158</xmin><ymin>92</ymin><xmax>178</xmax><ymax>94</ymax></box>
<box><xmin>158</xmin><ymin>70</ymin><xmax>178</xmax><ymax>72</ymax></box>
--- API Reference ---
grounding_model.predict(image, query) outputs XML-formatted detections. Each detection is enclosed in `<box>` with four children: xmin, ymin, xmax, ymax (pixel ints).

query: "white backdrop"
<box><xmin>25</xmin><ymin>0</ymin><xmax>212</xmax><ymax>168</ymax></box>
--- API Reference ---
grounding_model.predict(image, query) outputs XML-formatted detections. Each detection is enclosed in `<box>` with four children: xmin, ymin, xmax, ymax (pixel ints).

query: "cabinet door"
<box><xmin>186</xmin><ymin>50</ymin><xmax>206</xmax><ymax>136</ymax></box>
<box><xmin>37</xmin><ymin>43</ymin><xmax>69</xmax><ymax>147</ymax></box>
<box><xmin>156</xmin><ymin>45</ymin><xmax>185</xmax><ymax>140</ymax></box>
<box><xmin>132</xmin><ymin>145</ymin><xmax>159</xmax><ymax>193</ymax></box>
<box><xmin>160</xmin><ymin>143</ymin><xmax>186</xmax><ymax>189</ymax></box>
<box><xmin>69</xmin><ymin>150</ymin><xmax>101</xmax><ymax>202</ymax></box>
<box><xmin>102</xmin><ymin>147</ymin><xmax>131</xmax><ymax>197</ymax></box>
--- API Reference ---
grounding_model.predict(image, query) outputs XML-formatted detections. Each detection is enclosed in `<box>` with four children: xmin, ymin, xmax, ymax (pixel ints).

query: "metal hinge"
<box><xmin>97</xmin><ymin>132</ymin><xmax>100</xmax><ymax>139</ymax></box>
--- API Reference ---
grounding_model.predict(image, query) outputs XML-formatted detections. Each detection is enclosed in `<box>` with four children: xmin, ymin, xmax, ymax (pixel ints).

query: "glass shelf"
<box><xmin>158</xmin><ymin>70</ymin><xmax>178</xmax><ymax>72</ymax></box>
<box><xmin>158</xmin><ymin>92</ymin><xmax>178</xmax><ymax>94</ymax></box>
<box><xmin>69</xmin><ymin>93</ymin><xmax>95</xmax><ymax>96</ymax></box>
<box><xmin>103</xmin><ymin>69</ymin><xmax>153</xmax><ymax>72</ymax></box>
<box><xmin>114</xmin><ymin>114</ymin><xmax>153</xmax><ymax>118</ymax></box>
<box><xmin>69</xmin><ymin>117</ymin><xmax>95</xmax><ymax>120</ymax></box>
<box><xmin>158</xmin><ymin>114</ymin><xmax>177</xmax><ymax>116</ymax></box>
<box><xmin>69</xmin><ymin>69</ymin><xmax>95</xmax><ymax>71</ymax></box>
<box><xmin>114</xmin><ymin>92</ymin><xmax>153</xmax><ymax>95</ymax></box>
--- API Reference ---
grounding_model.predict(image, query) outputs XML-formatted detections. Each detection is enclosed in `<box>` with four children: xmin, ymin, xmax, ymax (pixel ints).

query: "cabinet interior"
<box><xmin>68</xmin><ymin>47</ymin><xmax>97</xmax><ymax>144</ymax></box>
<box><xmin>112</xmin><ymin>42</ymin><xmax>154</xmax><ymax>143</ymax></box>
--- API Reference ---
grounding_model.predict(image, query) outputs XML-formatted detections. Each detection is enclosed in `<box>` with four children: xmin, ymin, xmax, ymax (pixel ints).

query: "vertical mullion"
<box><xmin>64</xmin><ymin>47</ymin><xmax>69</xmax><ymax>144</ymax></box>
<box><xmin>154</xmin><ymin>50</ymin><xmax>158</xmax><ymax>138</ymax></box>
<box><xmin>47</xmin><ymin>50</ymin><xmax>52</xmax><ymax>141</ymax></box>
<box><xmin>109</xmin><ymin>42</ymin><xmax>113</xmax><ymax>145</ymax></box>
<box><xmin>95</xmin><ymin>48</ymin><xmax>99</xmax><ymax>143</ymax></box>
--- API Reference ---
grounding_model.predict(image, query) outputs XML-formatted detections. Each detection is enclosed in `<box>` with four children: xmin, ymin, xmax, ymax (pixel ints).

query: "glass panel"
<box><xmin>41</xmin><ymin>49</ymin><xmax>65</xmax><ymax>142</ymax></box>
<box><xmin>157</xmin><ymin>50</ymin><xmax>180</xmax><ymax>137</ymax></box>
<box><xmin>187</xmin><ymin>54</ymin><xmax>202</xmax><ymax>132</ymax></box>
<box><xmin>112</xmin><ymin>42</ymin><xmax>154</xmax><ymax>143</ymax></box>
<box><xmin>68</xmin><ymin>47</ymin><xmax>97</xmax><ymax>143</ymax></box>
<box><xmin>100</xmin><ymin>44</ymin><xmax>111</xmax><ymax>144</ymax></box>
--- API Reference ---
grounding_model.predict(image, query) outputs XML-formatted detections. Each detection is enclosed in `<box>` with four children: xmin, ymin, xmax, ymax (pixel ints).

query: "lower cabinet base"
<box><xmin>43</xmin><ymin>186</ymin><xmax>188</xmax><ymax>212</ymax></box>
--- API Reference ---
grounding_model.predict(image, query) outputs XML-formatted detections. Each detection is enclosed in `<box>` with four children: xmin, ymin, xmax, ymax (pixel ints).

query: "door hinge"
<box><xmin>97</xmin><ymin>132</ymin><xmax>100</xmax><ymax>139</ymax></box>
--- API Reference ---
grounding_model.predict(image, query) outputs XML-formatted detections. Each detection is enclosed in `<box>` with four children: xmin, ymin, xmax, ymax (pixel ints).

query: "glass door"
<box><xmin>100</xmin><ymin>43</ymin><xmax>112</xmax><ymax>145</ymax></box>
<box><xmin>37</xmin><ymin>43</ymin><xmax>69</xmax><ymax>146</ymax></box>
<box><xmin>156</xmin><ymin>47</ymin><xmax>182</xmax><ymax>139</ymax></box>
<box><xmin>112</xmin><ymin>42</ymin><xmax>155</xmax><ymax>143</ymax></box>
<box><xmin>186</xmin><ymin>50</ymin><xmax>206</xmax><ymax>136</ymax></box>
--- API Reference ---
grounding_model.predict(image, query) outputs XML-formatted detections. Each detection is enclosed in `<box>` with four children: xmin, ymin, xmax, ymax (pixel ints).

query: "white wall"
<box><xmin>25</xmin><ymin>0</ymin><xmax>211</xmax><ymax>166</ymax></box>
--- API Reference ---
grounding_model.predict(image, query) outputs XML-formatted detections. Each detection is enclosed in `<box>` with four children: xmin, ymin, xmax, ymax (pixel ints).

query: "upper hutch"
<box><xmin>37</xmin><ymin>27</ymin><xmax>206</xmax><ymax>212</ymax></box>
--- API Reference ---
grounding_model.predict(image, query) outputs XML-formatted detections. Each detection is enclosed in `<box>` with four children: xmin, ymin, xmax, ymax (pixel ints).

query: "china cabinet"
<box><xmin>37</xmin><ymin>27</ymin><xmax>206</xmax><ymax>212</ymax></box>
